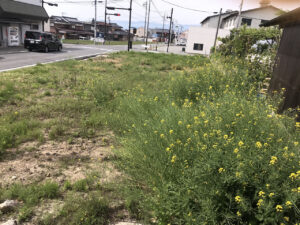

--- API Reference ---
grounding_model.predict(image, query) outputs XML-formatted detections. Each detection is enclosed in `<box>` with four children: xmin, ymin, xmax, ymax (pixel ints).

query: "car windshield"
<box><xmin>26</xmin><ymin>32</ymin><xmax>41</xmax><ymax>39</ymax></box>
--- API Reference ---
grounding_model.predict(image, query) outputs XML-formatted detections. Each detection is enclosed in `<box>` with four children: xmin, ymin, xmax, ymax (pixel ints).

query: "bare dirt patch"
<box><xmin>0</xmin><ymin>132</ymin><xmax>121</xmax><ymax>187</ymax></box>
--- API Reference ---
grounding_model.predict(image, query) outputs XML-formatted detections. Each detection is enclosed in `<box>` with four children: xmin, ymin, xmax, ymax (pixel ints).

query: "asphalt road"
<box><xmin>0</xmin><ymin>44</ymin><xmax>130</xmax><ymax>72</ymax></box>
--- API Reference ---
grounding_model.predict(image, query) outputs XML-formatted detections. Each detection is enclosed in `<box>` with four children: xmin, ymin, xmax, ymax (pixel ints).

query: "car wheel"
<box><xmin>44</xmin><ymin>46</ymin><xmax>49</xmax><ymax>53</ymax></box>
<box><xmin>58</xmin><ymin>45</ymin><xmax>62</xmax><ymax>52</ymax></box>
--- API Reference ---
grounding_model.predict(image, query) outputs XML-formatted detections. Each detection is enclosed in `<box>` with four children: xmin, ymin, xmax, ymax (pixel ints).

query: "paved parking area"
<box><xmin>0</xmin><ymin>44</ymin><xmax>129</xmax><ymax>72</ymax></box>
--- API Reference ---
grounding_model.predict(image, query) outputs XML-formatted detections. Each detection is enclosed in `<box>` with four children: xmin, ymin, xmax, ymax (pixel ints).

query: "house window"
<box><xmin>261</xmin><ymin>20</ymin><xmax>269</xmax><ymax>24</ymax></box>
<box><xmin>193</xmin><ymin>43</ymin><xmax>203</xmax><ymax>51</ymax></box>
<box><xmin>72</xmin><ymin>25</ymin><xmax>75</xmax><ymax>29</ymax></box>
<box><xmin>31</xmin><ymin>24</ymin><xmax>39</xmax><ymax>30</ymax></box>
<box><xmin>241</xmin><ymin>18</ymin><xmax>252</xmax><ymax>26</ymax></box>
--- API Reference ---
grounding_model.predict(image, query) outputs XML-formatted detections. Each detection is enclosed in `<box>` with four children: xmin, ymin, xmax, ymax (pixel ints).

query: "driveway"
<box><xmin>0</xmin><ymin>44</ymin><xmax>129</xmax><ymax>72</ymax></box>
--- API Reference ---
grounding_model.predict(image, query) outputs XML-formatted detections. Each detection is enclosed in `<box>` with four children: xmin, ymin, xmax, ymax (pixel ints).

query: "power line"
<box><xmin>151</xmin><ymin>0</ymin><xmax>164</xmax><ymax>19</ymax></box>
<box><xmin>158</xmin><ymin>0</ymin><xmax>214</xmax><ymax>13</ymax></box>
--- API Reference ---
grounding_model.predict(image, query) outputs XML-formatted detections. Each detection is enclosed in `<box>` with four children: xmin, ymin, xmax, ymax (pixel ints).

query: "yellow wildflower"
<box><xmin>178</xmin><ymin>121</ymin><xmax>183</xmax><ymax>125</ymax></box>
<box><xmin>224</xmin><ymin>135</ymin><xmax>228</xmax><ymax>140</ymax></box>
<box><xmin>166</xmin><ymin>147</ymin><xmax>170</xmax><ymax>152</ymax></box>
<box><xmin>255</xmin><ymin>142</ymin><xmax>262</xmax><ymax>148</ymax></box>
<box><xmin>154</xmin><ymin>96</ymin><xmax>158</xmax><ymax>101</ymax></box>
<box><xmin>237</xmin><ymin>211</ymin><xmax>242</xmax><ymax>217</ymax></box>
<box><xmin>235</xmin><ymin>196</ymin><xmax>242</xmax><ymax>204</ymax></box>
<box><xmin>269</xmin><ymin>192</ymin><xmax>275</xmax><ymax>197</ymax></box>
<box><xmin>284</xmin><ymin>217</ymin><xmax>289</xmax><ymax>222</ymax></box>
<box><xmin>160</xmin><ymin>119</ymin><xmax>165</xmax><ymax>124</ymax></box>
<box><xmin>171</xmin><ymin>155</ymin><xmax>176</xmax><ymax>163</ymax></box>
<box><xmin>218</xmin><ymin>168</ymin><xmax>225</xmax><ymax>173</ymax></box>
<box><xmin>238</xmin><ymin>141</ymin><xmax>244</xmax><ymax>147</ymax></box>
<box><xmin>285</xmin><ymin>201</ymin><xmax>292</xmax><ymax>208</ymax></box>
<box><xmin>160</xmin><ymin>134</ymin><xmax>165</xmax><ymax>138</ymax></box>
<box><xmin>257</xmin><ymin>199</ymin><xmax>263</xmax><ymax>207</ymax></box>
<box><xmin>233</xmin><ymin>148</ymin><xmax>239</xmax><ymax>154</ymax></box>
<box><xmin>276</xmin><ymin>205</ymin><xmax>283</xmax><ymax>212</ymax></box>
<box><xmin>294</xmin><ymin>141</ymin><xmax>299</xmax><ymax>146</ymax></box>
<box><xmin>169</xmin><ymin>130</ymin><xmax>174</xmax><ymax>134</ymax></box>
<box><xmin>269</xmin><ymin>156</ymin><xmax>278</xmax><ymax>165</ymax></box>
<box><xmin>289</xmin><ymin>173</ymin><xmax>297</xmax><ymax>181</ymax></box>
<box><xmin>258</xmin><ymin>191</ymin><xmax>265</xmax><ymax>197</ymax></box>
<box><xmin>186</xmin><ymin>124</ymin><xmax>191</xmax><ymax>129</ymax></box>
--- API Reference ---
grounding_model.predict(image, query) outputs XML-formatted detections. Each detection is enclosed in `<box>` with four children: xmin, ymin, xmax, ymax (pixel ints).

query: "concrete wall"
<box><xmin>186</xmin><ymin>26</ymin><xmax>230</xmax><ymax>55</ymax></box>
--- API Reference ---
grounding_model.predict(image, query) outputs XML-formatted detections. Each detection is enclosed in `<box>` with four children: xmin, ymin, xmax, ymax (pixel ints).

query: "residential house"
<box><xmin>50</xmin><ymin>16</ymin><xmax>93</xmax><ymax>39</ymax></box>
<box><xmin>261</xmin><ymin>7</ymin><xmax>300</xmax><ymax>114</ymax></box>
<box><xmin>107</xmin><ymin>23</ymin><xmax>128</xmax><ymax>41</ymax></box>
<box><xmin>186</xmin><ymin>5</ymin><xmax>282</xmax><ymax>54</ymax></box>
<box><xmin>0</xmin><ymin>0</ymin><xmax>48</xmax><ymax>47</ymax></box>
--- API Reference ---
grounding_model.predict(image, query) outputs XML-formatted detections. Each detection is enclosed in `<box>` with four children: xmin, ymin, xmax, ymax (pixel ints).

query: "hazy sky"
<box><xmin>44</xmin><ymin>0</ymin><xmax>299</xmax><ymax>27</ymax></box>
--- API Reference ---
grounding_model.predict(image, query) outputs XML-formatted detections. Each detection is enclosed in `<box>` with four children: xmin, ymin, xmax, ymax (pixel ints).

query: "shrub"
<box><xmin>216</xmin><ymin>26</ymin><xmax>282</xmax><ymax>83</ymax></box>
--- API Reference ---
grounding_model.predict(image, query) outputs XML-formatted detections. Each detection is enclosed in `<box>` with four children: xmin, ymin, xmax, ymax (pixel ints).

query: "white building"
<box><xmin>186</xmin><ymin>27</ymin><xmax>230</xmax><ymax>55</ymax></box>
<box><xmin>186</xmin><ymin>5</ymin><xmax>282</xmax><ymax>55</ymax></box>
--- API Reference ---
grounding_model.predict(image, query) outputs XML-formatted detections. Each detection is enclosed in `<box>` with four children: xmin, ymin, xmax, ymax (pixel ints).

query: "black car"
<box><xmin>24</xmin><ymin>31</ymin><xmax>62</xmax><ymax>52</ymax></box>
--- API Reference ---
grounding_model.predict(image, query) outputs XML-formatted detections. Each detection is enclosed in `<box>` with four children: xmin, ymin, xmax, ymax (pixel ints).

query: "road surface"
<box><xmin>0</xmin><ymin>44</ymin><xmax>130</xmax><ymax>72</ymax></box>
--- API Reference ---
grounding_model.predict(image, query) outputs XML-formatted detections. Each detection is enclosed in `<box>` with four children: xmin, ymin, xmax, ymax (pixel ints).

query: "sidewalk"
<box><xmin>0</xmin><ymin>46</ymin><xmax>27</xmax><ymax>55</ymax></box>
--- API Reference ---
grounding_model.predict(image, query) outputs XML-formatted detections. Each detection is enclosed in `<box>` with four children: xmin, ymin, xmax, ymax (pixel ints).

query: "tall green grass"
<box><xmin>100</xmin><ymin>53</ymin><xmax>300</xmax><ymax>224</ymax></box>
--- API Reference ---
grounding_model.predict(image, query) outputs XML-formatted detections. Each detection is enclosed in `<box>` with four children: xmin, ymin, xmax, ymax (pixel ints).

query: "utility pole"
<box><xmin>167</xmin><ymin>8</ymin><xmax>173</xmax><ymax>53</ymax></box>
<box><xmin>143</xmin><ymin>1</ymin><xmax>148</xmax><ymax>42</ymax></box>
<box><xmin>162</xmin><ymin>13</ymin><xmax>165</xmax><ymax>42</ymax></box>
<box><xmin>104</xmin><ymin>0</ymin><xmax>108</xmax><ymax>44</ymax></box>
<box><xmin>42</xmin><ymin>0</ymin><xmax>44</xmax><ymax>32</ymax></box>
<box><xmin>236</xmin><ymin>0</ymin><xmax>244</xmax><ymax>28</ymax></box>
<box><xmin>213</xmin><ymin>8</ymin><xmax>222</xmax><ymax>52</ymax></box>
<box><xmin>127</xmin><ymin>0</ymin><xmax>133</xmax><ymax>51</ymax></box>
<box><xmin>145</xmin><ymin>0</ymin><xmax>151</xmax><ymax>47</ymax></box>
<box><xmin>94</xmin><ymin>0</ymin><xmax>97</xmax><ymax>45</ymax></box>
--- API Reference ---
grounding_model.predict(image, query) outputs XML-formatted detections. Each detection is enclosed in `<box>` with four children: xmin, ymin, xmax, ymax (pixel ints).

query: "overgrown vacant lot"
<box><xmin>0</xmin><ymin>52</ymin><xmax>299</xmax><ymax>225</ymax></box>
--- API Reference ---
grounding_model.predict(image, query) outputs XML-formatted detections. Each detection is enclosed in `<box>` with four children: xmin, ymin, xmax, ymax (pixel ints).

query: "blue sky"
<box><xmin>45</xmin><ymin>0</ymin><xmax>299</xmax><ymax>29</ymax></box>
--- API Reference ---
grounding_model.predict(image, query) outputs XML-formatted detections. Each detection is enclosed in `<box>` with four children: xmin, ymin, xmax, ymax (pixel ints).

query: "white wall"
<box><xmin>14</xmin><ymin>0</ymin><xmax>42</xmax><ymax>6</ymax></box>
<box><xmin>186</xmin><ymin>27</ymin><xmax>230</xmax><ymax>55</ymax></box>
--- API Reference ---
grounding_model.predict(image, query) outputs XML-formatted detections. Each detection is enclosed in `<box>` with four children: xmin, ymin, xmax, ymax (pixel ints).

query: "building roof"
<box><xmin>201</xmin><ymin>5</ymin><xmax>281</xmax><ymax>24</ymax></box>
<box><xmin>50</xmin><ymin>16</ymin><xmax>81</xmax><ymax>24</ymax></box>
<box><xmin>0</xmin><ymin>0</ymin><xmax>48</xmax><ymax>21</ymax></box>
<box><xmin>201</xmin><ymin>11</ymin><xmax>236</xmax><ymax>24</ymax></box>
<box><xmin>261</xmin><ymin>7</ymin><xmax>300</xmax><ymax>27</ymax></box>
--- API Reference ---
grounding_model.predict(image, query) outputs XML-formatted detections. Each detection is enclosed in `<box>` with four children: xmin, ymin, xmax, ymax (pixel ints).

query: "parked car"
<box><xmin>24</xmin><ymin>31</ymin><xmax>62</xmax><ymax>52</ymax></box>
